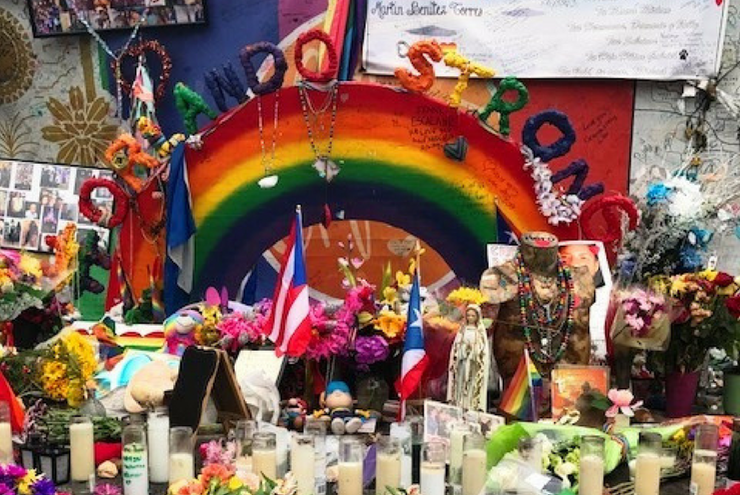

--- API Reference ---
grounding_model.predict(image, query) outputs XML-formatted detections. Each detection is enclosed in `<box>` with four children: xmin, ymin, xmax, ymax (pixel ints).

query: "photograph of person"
<box><xmin>24</xmin><ymin>202</ymin><xmax>40</xmax><ymax>220</ymax></box>
<box><xmin>41</xmin><ymin>205</ymin><xmax>59</xmax><ymax>234</ymax></box>
<box><xmin>20</xmin><ymin>219</ymin><xmax>40</xmax><ymax>250</ymax></box>
<box><xmin>0</xmin><ymin>191</ymin><xmax>7</xmax><ymax>217</ymax></box>
<box><xmin>14</xmin><ymin>163</ymin><xmax>34</xmax><ymax>191</ymax></box>
<box><xmin>7</xmin><ymin>192</ymin><xmax>26</xmax><ymax>218</ymax></box>
<box><xmin>2</xmin><ymin>219</ymin><xmax>20</xmax><ymax>248</ymax></box>
<box><xmin>0</xmin><ymin>162</ymin><xmax>12</xmax><ymax>188</ymax></box>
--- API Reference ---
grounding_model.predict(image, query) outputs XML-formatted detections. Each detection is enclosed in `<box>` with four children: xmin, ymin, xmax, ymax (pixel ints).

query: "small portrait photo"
<box><xmin>0</xmin><ymin>162</ymin><xmax>12</xmax><ymax>188</ymax></box>
<box><xmin>7</xmin><ymin>192</ymin><xmax>26</xmax><ymax>218</ymax></box>
<box><xmin>24</xmin><ymin>202</ymin><xmax>40</xmax><ymax>220</ymax></box>
<box><xmin>40</xmin><ymin>165</ymin><xmax>71</xmax><ymax>190</ymax></box>
<box><xmin>74</xmin><ymin>168</ymin><xmax>97</xmax><ymax>195</ymax></box>
<box><xmin>423</xmin><ymin>400</ymin><xmax>463</xmax><ymax>447</ymax></box>
<box><xmin>2</xmin><ymin>219</ymin><xmax>20</xmax><ymax>248</ymax></box>
<box><xmin>60</xmin><ymin>202</ymin><xmax>78</xmax><ymax>222</ymax></box>
<box><xmin>20</xmin><ymin>219</ymin><xmax>40</xmax><ymax>250</ymax></box>
<box><xmin>0</xmin><ymin>191</ymin><xmax>8</xmax><ymax>217</ymax></box>
<box><xmin>14</xmin><ymin>163</ymin><xmax>34</xmax><ymax>191</ymax></box>
<box><xmin>40</xmin><ymin>188</ymin><xmax>60</xmax><ymax>207</ymax></box>
<box><xmin>41</xmin><ymin>205</ymin><xmax>59</xmax><ymax>234</ymax></box>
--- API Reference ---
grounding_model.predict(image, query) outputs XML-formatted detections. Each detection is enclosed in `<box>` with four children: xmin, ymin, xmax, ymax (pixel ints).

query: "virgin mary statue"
<box><xmin>447</xmin><ymin>304</ymin><xmax>490</xmax><ymax>411</ymax></box>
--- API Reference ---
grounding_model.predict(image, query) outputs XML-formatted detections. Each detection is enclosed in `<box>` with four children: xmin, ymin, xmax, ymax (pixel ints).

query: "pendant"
<box><xmin>258</xmin><ymin>174</ymin><xmax>279</xmax><ymax>189</ymax></box>
<box><xmin>312</xmin><ymin>157</ymin><xmax>341</xmax><ymax>182</ymax></box>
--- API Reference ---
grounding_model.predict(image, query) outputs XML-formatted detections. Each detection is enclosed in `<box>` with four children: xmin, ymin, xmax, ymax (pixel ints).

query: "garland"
<box><xmin>112</xmin><ymin>40</ymin><xmax>172</xmax><ymax>103</ymax></box>
<box><xmin>78</xmin><ymin>178</ymin><xmax>129</xmax><ymax>228</ymax></box>
<box><xmin>522</xmin><ymin>145</ymin><xmax>584</xmax><ymax>225</ymax></box>
<box><xmin>515</xmin><ymin>251</ymin><xmax>575</xmax><ymax>365</ymax></box>
<box><xmin>240</xmin><ymin>42</ymin><xmax>287</xmax><ymax>95</ymax></box>
<box><xmin>394</xmin><ymin>40</ymin><xmax>443</xmax><ymax>93</ymax></box>
<box><xmin>294</xmin><ymin>29</ymin><xmax>339</xmax><ymax>83</ymax></box>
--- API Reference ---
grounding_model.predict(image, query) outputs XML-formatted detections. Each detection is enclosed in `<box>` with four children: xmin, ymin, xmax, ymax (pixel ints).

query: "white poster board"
<box><xmin>363</xmin><ymin>0</ymin><xmax>728</xmax><ymax>80</ymax></box>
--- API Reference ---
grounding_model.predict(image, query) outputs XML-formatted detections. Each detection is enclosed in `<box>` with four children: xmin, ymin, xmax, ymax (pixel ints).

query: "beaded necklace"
<box><xmin>515</xmin><ymin>251</ymin><xmax>575</xmax><ymax>364</ymax></box>
<box><xmin>297</xmin><ymin>81</ymin><xmax>340</xmax><ymax>182</ymax></box>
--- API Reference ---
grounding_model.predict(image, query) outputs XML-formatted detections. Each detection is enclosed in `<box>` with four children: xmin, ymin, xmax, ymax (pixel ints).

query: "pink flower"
<box><xmin>625</xmin><ymin>313</ymin><xmax>645</xmax><ymax>331</ymax></box>
<box><xmin>350</xmin><ymin>257</ymin><xmax>364</xmax><ymax>269</ymax></box>
<box><xmin>606</xmin><ymin>389</ymin><xmax>643</xmax><ymax>417</ymax></box>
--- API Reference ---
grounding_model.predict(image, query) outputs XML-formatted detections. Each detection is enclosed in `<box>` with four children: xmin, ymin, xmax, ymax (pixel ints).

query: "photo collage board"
<box><xmin>0</xmin><ymin>160</ymin><xmax>113</xmax><ymax>253</ymax></box>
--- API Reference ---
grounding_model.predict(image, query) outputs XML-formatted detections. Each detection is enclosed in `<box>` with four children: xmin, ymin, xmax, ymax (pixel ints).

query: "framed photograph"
<box><xmin>27</xmin><ymin>0</ymin><xmax>208</xmax><ymax>37</ymax></box>
<box><xmin>551</xmin><ymin>365</ymin><xmax>610</xmax><ymax>420</ymax></box>
<box><xmin>423</xmin><ymin>400</ymin><xmax>463</xmax><ymax>449</ymax></box>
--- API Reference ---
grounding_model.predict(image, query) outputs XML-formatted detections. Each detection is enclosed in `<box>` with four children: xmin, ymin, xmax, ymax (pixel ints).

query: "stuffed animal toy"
<box><xmin>163</xmin><ymin>310</ymin><xmax>203</xmax><ymax>356</ymax></box>
<box><xmin>315</xmin><ymin>381</ymin><xmax>363</xmax><ymax>435</ymax></box>
<box><xmin>279</xmin><ymin>398</ymin><xmax>308</xmax><ymax>430</ymax></box>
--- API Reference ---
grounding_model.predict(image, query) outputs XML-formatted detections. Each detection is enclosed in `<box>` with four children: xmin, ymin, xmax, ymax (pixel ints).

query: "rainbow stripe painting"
<box><xmin>168</xmin><ymin>82</ymin><xmax>578</xmax><ymax>305</ymax></box>
<box><xmin>499</xmin><ymin>349</ymin><xmax>543</xmax><ymax>421</ymax></box>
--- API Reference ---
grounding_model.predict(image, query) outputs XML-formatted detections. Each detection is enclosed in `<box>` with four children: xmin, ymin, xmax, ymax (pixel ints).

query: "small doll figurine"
<box><xmin>280</xmin><ymin>398</ymin><xmax>308</xmax><ymax>430</ymax></box>
<box><xmin>317</xmin><ymin>381</ymin><xmax>363</xmax><ymax>435</ymax></box>
<box><xmin>163</xmin><ymin>310</ymin><xmax>203</xmax><ymax>356</ymax></box>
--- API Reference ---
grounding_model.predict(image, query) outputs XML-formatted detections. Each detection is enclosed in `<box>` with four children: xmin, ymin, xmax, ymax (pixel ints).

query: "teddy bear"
<box><xmin>315</xmin><ymin>381</ymin><xmax>363</xmax><ymax>435</ymax></box>
<box><xmin>163</xmin><ymin>310</ymin><xmax>203</xmax><ymax>356</ymax></box>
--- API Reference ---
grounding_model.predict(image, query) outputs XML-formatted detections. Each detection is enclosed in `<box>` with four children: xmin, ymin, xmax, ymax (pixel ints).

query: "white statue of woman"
<box><xmin>447</xmin><ymin>304</ymin><xmax>490</xmax><ymax>412</ymax></box>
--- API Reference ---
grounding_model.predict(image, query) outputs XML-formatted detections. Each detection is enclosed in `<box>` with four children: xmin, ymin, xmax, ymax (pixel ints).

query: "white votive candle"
<box><xmin>376</xmin><ymin>437</ymin><xmax>402</xmax><ymax>495</ymax></box>
<box><xmin>291</xmin><ymin>434</ymin><xmax>316</xmax><ymax>495</ymax></box>
<box><xmin>169</xmin><ymin>426</ymin><xmax>194</xmax><ymax>485</ymax></box>
<box><xmin>691</xmin><ymin>450</ymin><xmax>718</xmax><ymax>495</ymax></box>
<box><xmin>122</xmin><ymin>424</ymin><xmax>148</xmax><ymax>495</ymax></box>
<box><xmin>449</xmin><ymin>422</ymin><xmax>472</xmax><ymax>486</ymax></box>
<box><xmin>579</xmin><ymin>455</ymin><xmax>604</xmax><ymax>495</ymax></box>
<box><xmin>253</xmin><ymin>432</ymin><xmax>278</xmax><ymax>479</ymax></box>
<box><xmin>70</xmin><ymin>416</ymin><xmax>95</xmax><ymax>482</ymax></box>
<box><xmin>462</xmin><ymin>433</ymin><xmax>487</xmax><ymax>495</ymax></box>
<box><xmin>339</xmin><ymin>437</ymin><xmax>364</xmax><ymax>495</ymax></box>
<box><xmin>422</xmin><ymin>441</ymin><xmax>447</xmax><ymax>495</ymax></box>
<box><xmin>147</xmin><ymin>411</ymin><xmax>169</xmax><ymax>483</ymax></box>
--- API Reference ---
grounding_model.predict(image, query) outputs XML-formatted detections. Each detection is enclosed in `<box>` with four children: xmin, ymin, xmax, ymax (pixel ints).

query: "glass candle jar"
<box><xmin>635</xmin><ymin>432</ymin><xmax>662</xmax><ymax>495</ymax></box>
<box><xmin>579</xmin><ymin>436</ymin><xmax>605</xmax><ymax>495</ymax></box>
<box><xmin>338</xmin><ymin>437</ymin><xmax>364</xmax><ymax>495</ymax></box>
<box><xmin>462</xmin><ymin>432</ymin><xmax>487</xmax><ymax>495</ymax></box>
<box><xmin>0</xmin><ymin>401</ymin><xmax>12</xmax><ymax>464</ymax></box>
<box><xmin>304</xmin><ymin>417</ymin><xmax>327</xmax><ymax>495</ymax></box>
<box><xmin>122</xmin><ymin>424</ymin><xmax>149</xmax><ymax>495</ymax></box>
<box><xmin>169</xmin><ymin>426</ymin><xmax>194</xmax><ymax>485</ymax></box>
<box><xmin>390</xmin><ymin>422</ymin><xmax>412</xmax><ymax>488</ymax></box>
<box><xmin>147</xmin><ymin>409</ymin><xmax>169</xmax><ymax>483</ymax></box>
<box><xmin>253</xmin><ymin>432</ymin><xmax>277</xmax><ymax>479</ymax></box>
<box><xmin>376</xmin><ymin>436</ymin><xmax>402</xmax><ymax>495</ymax></box>
<box><xmin>691</xmin><ymin>424</ymin><xmax>719</xmax><ymax>495</ymax></box>
<box><xmin>69</xmin><ymin>415</ymin><xmax>95</xmax><ymax>482</ymax></box>
<box><xmin>292</xmin><ymin>434</ymin><xmax>316</xmax><ymax>495</ymax></box>
<box><xmin>517</xmin><ymin>437</ymin><xmax>542</xmax><ymax>473</ymax></box>
<box><xmin>421</xmin><ymin>441</ymin><xmax>446</xmax><ymax>495</ymax></box>
<box><xmin>407</xmin><ymin>415</ymin><xmax>424</xmax><ymax>485</ymax></box>
<box><xmin>449</xmin><ymin>421</ymin><xmax>473</xmax><ymax>487</ymax></box>
<box><xmin>235</xmin><ymin>419</ymin><xmax>257</xmax><ymax>458</ymax></box>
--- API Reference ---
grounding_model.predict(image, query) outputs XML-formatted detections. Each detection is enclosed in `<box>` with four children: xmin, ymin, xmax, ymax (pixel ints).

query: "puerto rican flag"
<box><xmin>396</xmin><ymin>271</ymin><xmax>429</xmax><ymax>420</ymax></box>
<box><xmin>264</xmin><ymin>206</ymin><xmax>312</xmax><ymax>357</ymax></box>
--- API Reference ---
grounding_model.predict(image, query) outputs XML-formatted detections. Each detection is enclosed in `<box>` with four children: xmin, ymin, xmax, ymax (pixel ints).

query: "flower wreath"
<box><xmin>104</xmin><ymin>133</ymin><xmax>160</xmax><ymax>192</ymax></box>
<box><xmin>78</xmin><ymin>178</ymin><xmax>129</xmax><ymax>228</ymax></box>
<box><xmin>294</xmin><ymin>29</ymin><xmax>338</xmax><ymax>83</ymax></box>
<box><xmin>113</xmin><ymin>40</ymin><xmax>172</xmax><ymax>102</ymax></box>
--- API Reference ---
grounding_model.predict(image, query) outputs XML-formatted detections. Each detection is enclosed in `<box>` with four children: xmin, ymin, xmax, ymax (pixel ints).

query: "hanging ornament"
<box><xmin>113</xmin><ymin>40</ymin><xmax>172</xmax><ymax>104</ymax></box>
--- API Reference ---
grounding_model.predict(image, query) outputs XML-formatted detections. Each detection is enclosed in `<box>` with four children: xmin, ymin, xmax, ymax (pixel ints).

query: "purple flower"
<box><xmin>0</xmin><ymin>483</ymin><xmax>13</xmax><ymax>495</ymax></box>
<box><xmin>31</xmin><ymin>478</ymin><xmax>57</xmax><ymax>495</ymax></box>
<box><xmin>354</xmin><ymin>335</ymin><xmax>389</xmax><ymax>368</ymax></box>
<box><xmin>93</xmin><ymin>482</ymin><xmax>123</xmax><ymax>495</ymax></box>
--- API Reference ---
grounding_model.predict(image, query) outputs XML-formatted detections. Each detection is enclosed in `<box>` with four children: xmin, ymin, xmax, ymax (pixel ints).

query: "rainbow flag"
<box><xmin>499</xmin><ymin>349</ymin><xmax>542</xmax><ymax>421</ymax></box>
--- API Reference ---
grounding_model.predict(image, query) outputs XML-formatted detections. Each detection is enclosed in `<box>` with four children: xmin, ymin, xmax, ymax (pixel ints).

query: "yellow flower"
<box><xmin>446</xmin><ymin>287</ymin><xmax>487</xmax><ymax>306</ymax></box>
<box><xmin>395</xmin><ymin>271</ymin><xmax>410</xmax><ymax>287</ymax></box>
<box><xmin>17</xmin><ymin>469</ymin><xmax>38</xmax><ymax>494</ymax></box>
<box><xmin>375</xmin><ymin>311</ymin><xmax>406</xmax><ymax>339</ymax></box>
<box><xmin>697</xmin><ymin>270</ymin><xmax>718</xmax><ymax>282</ymax></box>
<box><xmin>670</xmin><ymin>277</ymin><xmax>690</xmax><ymax>296</ymax></box>
<box><xmin>19</xmin><ymin>254</ymin><xmax>43</xmax><ymax>280</ymax></box>
<box><xmin>382</xmin><ymin>286</ymin><xmax>398</xmax><ymax>304</ymax></box>
<box><xmin>228</xmin><ymin>476</ymin><xmax>243</xmax><ymax>491</ymax></box>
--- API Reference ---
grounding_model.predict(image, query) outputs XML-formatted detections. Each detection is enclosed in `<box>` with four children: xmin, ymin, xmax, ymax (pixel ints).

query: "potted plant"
<box><xmin>655</xmin><ymin>271</ymin><xmax>740</xmax><ymax>417</ymax></box>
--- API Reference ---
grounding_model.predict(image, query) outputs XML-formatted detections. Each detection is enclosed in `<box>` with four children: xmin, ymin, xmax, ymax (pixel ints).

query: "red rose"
<box><xmin>726</xmin><ymin>295</ymin><xmax>740</xmax><ymax>319</ymax></box>
<box><xmin>714</xmin><ymin>272</ymin><xmax>734</xmax><ymax>287</ymax></box>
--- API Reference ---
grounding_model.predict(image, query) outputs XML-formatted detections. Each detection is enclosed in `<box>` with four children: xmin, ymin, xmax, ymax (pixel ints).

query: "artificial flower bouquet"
<box><xmin>38</xmin><ymin>331</ymin><xmax>98</xmax><ymax>407</ymax></box>
<box><xmin>610</xmin><ymin>287</ymin><xmax>670</xmax><ymax>351</ymax></box>
<box><xmin>0</xmin><ymin>464</ymin><xmax>64</xmax><ymax>495</ymax></box>
<box><xmin>170</xmin><ymin>463</ymin><xmax>297</xmax><ymax>495</ymax></box>
<box><xmin>0</xmin><ymin>250</ymin><xmax>47</xmax><ymax>324</ymax></box>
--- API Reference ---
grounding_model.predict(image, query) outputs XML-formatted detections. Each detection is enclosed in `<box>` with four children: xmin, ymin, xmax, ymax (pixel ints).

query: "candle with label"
<box><xmin>421</xmin><ymin>441</ymin><xmax>446</xmax><ymax>495</ymax></box>
<box><xmin>253</xmin><ymin>432</ymin><xmax>278</xmax><ymax>479</ymax></box>
<box><xmin>635</xmin><ymin>432</ymin><xmax>662</xmax><ymax>495</ymax></box>
<box><xmin>690</xmin><ymin>425</ymin><xmax>719</xmax><ymax>495</ymax></box>
<box><xmin>0</xmin><ymin>402</ymin><xmax>12</xmax><ymax>464</ymax></box>
<box><xmin>579</xmin><ymin>436</ymin><xmax>605</xmax><ymax>495</ymax></box>
<box><xmin>339</xmin><ymin>437</ymin><xmax>364</xmax><ymax>495</ymax></box>
<box><xmin>291</xmin><ymin>434</ymin><xmax>316</xmax><ymax>495</ymax></box>
<box><xmin>376</xmin><ymin>436</ymin><xmax>402</xmax><ymax>495</ymax></box>
<box><xmin>462</xmin><ymin>433</ymin><xmax>487</xmax><ymax>495</ymax></box>
<box><xmin>123</xmin><ymin>424</ymin><xmax>149</xmax><ymax>495</ymax></box>
<box><xmin>147</xmin><ymin>410</ymin><xmax>169</xmax><ymax>483</ymax></box>
<box><xmin>70</xmin><ymin>416</ymin><xmax>95</xmax><ymax>482</ymax></box>
<box><xmin>169</xmin><ymin>427</ymin><xmax>194</xmax><ymax>485</ymax></box>
<box><xmin>305</xmin><ymin>417</ymin><xmax>328</xmax><ymax>495</ymax></box>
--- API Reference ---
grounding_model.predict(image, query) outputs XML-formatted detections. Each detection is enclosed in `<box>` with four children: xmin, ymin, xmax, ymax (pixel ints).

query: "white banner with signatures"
<box><xmin>363</xmin><ymin>0</ymin><xmax>728</xmax><ymax>80</ymax></box>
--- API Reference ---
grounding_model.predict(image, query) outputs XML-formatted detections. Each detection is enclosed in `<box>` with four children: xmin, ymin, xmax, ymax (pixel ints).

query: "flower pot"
<box><xmin>724</xmin><ymin>369</ymin><xmax>740</xmax><ymax>416</ymax></box>
<box><xmin>665</xmin><ymin>371</ymin><xmax>699</xmax><ymax>418</ymax></box>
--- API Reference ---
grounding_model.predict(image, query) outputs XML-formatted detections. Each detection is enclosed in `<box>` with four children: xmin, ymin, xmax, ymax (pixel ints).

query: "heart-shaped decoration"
<box><xmin>113</xmin><ymin>40</ymin><xmax>172</xmax><ymax>103</ymax></box>
<box><xmin>387</xmin><ymin>239</ymin><xmax>416</xmax><ymax>257</ymax></box>
<box><xmin>443</xmin><ymin>136</ymin><xmax>468</xmax><ymax>162</ymax></box>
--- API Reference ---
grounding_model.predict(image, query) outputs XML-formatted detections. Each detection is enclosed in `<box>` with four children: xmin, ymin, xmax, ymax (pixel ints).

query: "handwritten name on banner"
<box><xmin>363</xmin><ymin>0</ymin><xmax>728</xmax><ymax>79</ymax></box>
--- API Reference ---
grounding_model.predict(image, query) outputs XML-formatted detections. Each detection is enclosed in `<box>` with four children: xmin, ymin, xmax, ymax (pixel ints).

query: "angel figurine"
<box><xmin>447</xmin><ymin>304</ymin><xmax>490</xmax><ymax>411</ymax></box>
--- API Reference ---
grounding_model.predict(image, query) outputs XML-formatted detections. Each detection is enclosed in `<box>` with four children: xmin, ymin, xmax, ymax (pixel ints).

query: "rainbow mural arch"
<box><xmin>166</xmin><ymin>82</ymin><xmax>578</xmax><ymax>307</ymax></box>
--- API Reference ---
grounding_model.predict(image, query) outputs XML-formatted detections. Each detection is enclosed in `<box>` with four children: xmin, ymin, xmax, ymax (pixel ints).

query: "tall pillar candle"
<box><xmin>407</xmin><ymin>416</ymin><xmax>424</xmax><ymax>485</ymax></box>
<box><xmin>390</xmin><ymin>423</ymin><xmax>412</xmax><ymax>488</ymax></box>
<box><xmin>147</xmin><ymin>410</ymin><xmax>169</xmax><ymax>483</ymax></box>
<box><xmin>691</xmin><ymin>424</ymin><xmax>719</xmax><ymax>495</ymax></box>
<box><xmin>579</xmin><ymin>436</ymin><xmax>605</xmax><ymax>495</ymax></box>
<box><xmin>421</xmin><ymin>441</ymin><xmax>446</xmax><ymax>495</ymax></box>
<box><xmin>449</xmin><ymin>422</ymin><xmax>472</xmax><ymax>487</ymax></box>
<box><xmin>376</xmin><ymin>436</ymin><xmax>402</xmax><ymax>495</ymax></box>
<box><xmin>69</xmin><ymin>415</ymin><xmax>95</xmax><ymax>482</ymax></box>
<box><xmin>635</xmin><ymin>432</ymin><xmax>662</xmax><ymax>495</ymax></box>
<box><xmin>0</xmin><ymin>402</ymin><xmax>12</xmax><ymax>464</ymax></box>
<box><xmin>169</xmin><ymin>426</ymin><xmax>194</xmax><ymax>485</ymax></box>
<box><xmin>305</xmin><ymin>416</ymin><xmax>328</xmax><ymax>495</ymax></box>
<box><xmin>462</xmin><ymin>433</ymin><xmax>487</xmax><ymax>495</ymax></box>
<box><xmin>291</xmin><ymin>434</ymin><xmax>316</xmax><ymax>495</ymax></box>
<box><xmin>253</xmin><ymin>432</ymin><xmax>278</xmax><ymax>479</ymax></box>
<box><xmin>122</xmin><ymin>424</ymin><xmax>149</xmax><ymax>495</ymax></box>
<box><xmin>339</xmin><ymin>437</ymin><xmax>364</xmax><ymax>495</ymax></box>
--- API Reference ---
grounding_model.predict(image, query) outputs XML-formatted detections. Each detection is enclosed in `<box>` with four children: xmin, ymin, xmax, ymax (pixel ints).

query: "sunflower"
<box><xmin>41</xmin><ymin>87</ymin><xmax>119</xmax><ymax>166</ymax></box>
